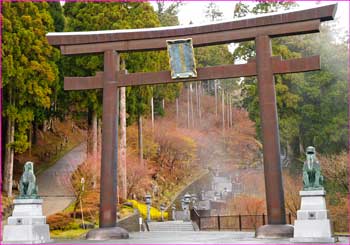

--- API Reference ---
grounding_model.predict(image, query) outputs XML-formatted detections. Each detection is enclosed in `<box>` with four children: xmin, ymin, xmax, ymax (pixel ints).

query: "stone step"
<box><xmin>149</xmin><ymin>225</ymin><xmax>193</xmax><ymax>228</ymax></box>
<box><xmin>148</xmin><ymin>221</ymin><xmax>194</xmax><ymax>232</ymax></box>
<box><xmin>149</xmin><ymin>226</ymin><xmax>194</xmax><ymax>229</ymax></box>
<box><xmin>148</xmin><ymin>226</ymin><xmax>194</xmax><ymax>229</ymax></box>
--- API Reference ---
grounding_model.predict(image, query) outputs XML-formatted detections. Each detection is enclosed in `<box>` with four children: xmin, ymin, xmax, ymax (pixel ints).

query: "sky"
<box><xmin>151</xmin><ymin>1</ymin><xmax>349</xmax><ymax>34</ymax></box>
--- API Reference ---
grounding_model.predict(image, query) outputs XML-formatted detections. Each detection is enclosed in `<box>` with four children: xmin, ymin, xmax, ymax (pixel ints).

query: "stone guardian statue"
<box><xmin>19</xmin><ymin>161</ymin><xmax>39</xmax><ymax>199</ymax></box>
<box><xmin>3</xmin><ymin>161</ymin><xmax>50</xmax><ymax>243</ymax></box>
<box><xmin>292</xmin><ymin>146</ymin><xmax>334</xmax><ymax>242</ymax></box>
<box><xmin>302</xmin><ymin>146</ymin><xmax>324</xmax><ymax>190</ymax></box>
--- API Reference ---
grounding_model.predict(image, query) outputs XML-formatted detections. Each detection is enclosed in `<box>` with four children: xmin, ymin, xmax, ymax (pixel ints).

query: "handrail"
<box><xmin>144</xmin><ymin>219</ymin><xmax>150</xmax><ymax>232</ymax></box>
<box><xmin>190</xmin><ymin>208</ymin><xmax>201</xmax><ymax>230</ymax></box>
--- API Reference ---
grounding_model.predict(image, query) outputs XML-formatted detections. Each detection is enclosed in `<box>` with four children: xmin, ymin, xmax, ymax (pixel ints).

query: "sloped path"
<box><xmin>37</xmin><ymin>142</ymin><xmax>87</xmax><ymax>216</ymax></box>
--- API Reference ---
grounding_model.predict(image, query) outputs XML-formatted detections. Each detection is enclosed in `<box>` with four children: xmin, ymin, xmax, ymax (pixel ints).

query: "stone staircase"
<box><xmin>147</xmin><ymin>221</ymin><xmax>194</xmax><ymax>232</ymax></box>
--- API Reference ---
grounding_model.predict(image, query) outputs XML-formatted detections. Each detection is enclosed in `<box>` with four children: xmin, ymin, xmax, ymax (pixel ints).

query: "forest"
<box><xmin>1</xmin><ymin>1</ymin><xmax>348</xmax><ymax>236</ymax></box>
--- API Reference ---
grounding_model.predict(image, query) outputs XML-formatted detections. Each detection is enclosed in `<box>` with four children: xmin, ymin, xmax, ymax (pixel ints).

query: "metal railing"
<box><xmin>144</xmin><ymin>219</ymin><xmax>150</xmax><ymax>231</ymax></box>
<box><xmin>190</xmin><ymin>209</ymin><xmax>293</xmax><ymax>231</ymax></box>
<box><xmin>191</xmin><ymin>210</ymin><xmax>349</xmax><ymax>233</ymax></box>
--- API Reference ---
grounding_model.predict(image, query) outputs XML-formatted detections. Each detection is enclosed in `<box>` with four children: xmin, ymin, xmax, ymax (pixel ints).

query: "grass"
<box><xmin>50</xmin><ymin>228</ymin><xmax>90</xmax><ymax>239</ymax></box>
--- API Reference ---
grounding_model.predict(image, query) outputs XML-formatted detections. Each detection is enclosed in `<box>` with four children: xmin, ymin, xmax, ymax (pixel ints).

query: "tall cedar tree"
<box><xmin>2</xmin><ymin>2</ymin><xmax>59</xmax><ymax>196</ymax></box>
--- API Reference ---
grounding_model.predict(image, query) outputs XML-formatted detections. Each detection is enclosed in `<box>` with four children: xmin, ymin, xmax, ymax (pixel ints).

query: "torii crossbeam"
<box><xmin>46</xmin><ymin>3</ymin><xmax>337</xmax><ymax>239</ymax></box>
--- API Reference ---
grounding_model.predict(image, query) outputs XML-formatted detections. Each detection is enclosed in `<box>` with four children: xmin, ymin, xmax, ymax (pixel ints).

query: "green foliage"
<box><xmin>233</xmin><ymin>2</ymin><xmax>348</xmax><ymax>155</ymax></box>
<box><xmin>2</xmin><ymin>2</ymin><xmax>59</xmax><ymax>152</ymax></box>
<box><xmin>195</xmin><ymin>45</ymin><xmax>233</xmax><ymax>68</ymax></box>
<box><xmin>63</xmin><ymin>2</ymin><xmax>181</xmax><ymax>124</ymax></box>
<box><xmin>282</xmin><ymin>24</ymin><xmax>348</xmax><ymax>154</ymax></box>
<box><xmin>47</xmin><ymin>2</ymin><xmax>65</xmax><ymax>32</ymax></box>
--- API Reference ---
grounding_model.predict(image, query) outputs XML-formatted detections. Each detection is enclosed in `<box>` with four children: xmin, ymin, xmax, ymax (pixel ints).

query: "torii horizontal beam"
<box><xmin>48</xmin><ymin>5</ymin><xmax>335</xmax><ymax>44</ymax></box>
<box><xmin>64</xmin><ymin>56</ymin><xmax>320</xmax><ymax>90</ymax></box>
<box><xmin>58</xmin><ymin>20</ymin><xmax>320</xmax><ymax>54</ymax></box>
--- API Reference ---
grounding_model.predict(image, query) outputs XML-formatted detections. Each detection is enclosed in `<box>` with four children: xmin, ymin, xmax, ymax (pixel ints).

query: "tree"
<box><xmin>156</xmin><ymin>0</ymin><xmax>181</xmax><ymax>26</ymax></box>
<box><xmin>234</xmin><ymin>2</ymin><xmax>348</xmax><ymax>159</ymax></box>
<box><xmin>284</xmin><ymin>23</ymin><xmax>348</xmax><ymax>155</ymax></box>
<box><xmin>194</xmin><ymin>45</ymin><xmax>234</xmax><ymax>127</ymax></box>
<box><xmin>47</xmin><ymin>2</ymin><xmax>65</xmax><ymax>32</ymax></box>
<box><xmin>233</xmin><ymin>2</ymin><xmax>303</xmax><ymax>157</ymax></box>
<box><xmin>119</xmin><ymin>61</ymin><xmax>127</xmax><ymax>200</ymax></box>
<box><xmin>318</xmin><ymin>151</ymin><xmax>348</xmax><ymax>193</ymax></box>
<box><xmin>205</xmin><ymin>2</ymin><xmax>223</xmax><ymax>22</ymax></box>
<box><xmin>63</xmin><ymin>2</ymin><xmax>166</xmax><ymax>160</ymax></box>
<box><xmin>2</xmin><ymin>2</ymin><xmax>59</xmax><ymax>196</ymax></box>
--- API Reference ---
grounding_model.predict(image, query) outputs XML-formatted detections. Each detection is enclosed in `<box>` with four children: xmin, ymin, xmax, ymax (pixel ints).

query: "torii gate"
<box><xmin>47</xmin><ymin>4</ymin><xmax>336</xmax><ymax>239</ymax></box>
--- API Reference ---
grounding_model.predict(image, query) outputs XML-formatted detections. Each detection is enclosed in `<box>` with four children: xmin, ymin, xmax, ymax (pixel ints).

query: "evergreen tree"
<box><xmin>233</xmin><ymin>2</ymin><xmax>348</xmax><ymax>158</ymax></box>
<box><xmin>2</xmin><ymin>2</ymin><xmax>59</xmax><ymax>196</ymax></box>
<box><xmin>47</xmin><ymin>2</ymin><xmax>65</xmax><ymax>32</ymax></box>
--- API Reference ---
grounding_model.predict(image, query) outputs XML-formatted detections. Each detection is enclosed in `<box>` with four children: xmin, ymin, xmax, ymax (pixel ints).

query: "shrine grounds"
<box><xmin>52</xmin><ymin>231</ymin><xmax>349</xmax><ymax>244</ymax></box>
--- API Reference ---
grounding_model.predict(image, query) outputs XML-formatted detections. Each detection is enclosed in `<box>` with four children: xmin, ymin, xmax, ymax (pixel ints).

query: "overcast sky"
<box><xmin>152</xmin><ymin>1</ymin><xmax>349</xmax><ymax>34</ymax></box>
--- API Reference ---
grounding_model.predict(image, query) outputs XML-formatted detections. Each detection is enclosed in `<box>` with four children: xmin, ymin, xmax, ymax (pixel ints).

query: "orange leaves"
<box><xmin>283</xmin><ymin>172</ymin><xmax>302</xmax><ymax>217</ymax></box>
<box><xmin>318</xmin><ymin>151</ymin><xmax>349</xmax><ymax>192</ymax></box>
<box><xmin>226</xmin><ymin>194</ymin><xmax>266</xmax><ymax>215</ymax></box>
<box><xmin>123</xmin><ymin>153</ymin><xmax>153</xmax><ymax>199</ymax></box>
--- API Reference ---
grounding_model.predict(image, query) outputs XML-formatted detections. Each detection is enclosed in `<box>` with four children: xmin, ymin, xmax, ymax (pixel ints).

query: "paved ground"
<box><xmin>37</xmin><ymin>143</ymin><xmax>87</xmax><ymax>216</ymax></box>
<box><xmin>53</xmin><ymin>231</ymin><xmax>349</xmax><ymax>244</ymax></box>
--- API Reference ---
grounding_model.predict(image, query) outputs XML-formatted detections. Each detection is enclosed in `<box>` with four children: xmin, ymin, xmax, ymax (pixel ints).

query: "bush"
<box><xmin>128</xmin><ymin>199</ymin><xmax>168</xmax><ymax>221</ymax></box>
<box><xmin>47</xmin><ymin>212</ymin><xmax>74</xmax><ymax>230</ymax></box>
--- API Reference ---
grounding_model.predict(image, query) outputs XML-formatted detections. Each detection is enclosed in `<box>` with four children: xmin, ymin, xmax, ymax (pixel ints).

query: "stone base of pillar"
<box><xmin>255</xmin><ymin>224</ymin><xmax>294</xmax><ymax>238</ymax></box>
<box><xmin>86</xmin><ymin>226</ymin><xmax>129</xmax><ymax>240</ymax></box>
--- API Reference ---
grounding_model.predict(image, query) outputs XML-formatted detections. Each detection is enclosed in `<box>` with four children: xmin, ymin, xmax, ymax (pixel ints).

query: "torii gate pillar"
<box><xmin>255</xmin><ymin>35</ymin><xmax>293</xmax><ymax>237</ymax></box>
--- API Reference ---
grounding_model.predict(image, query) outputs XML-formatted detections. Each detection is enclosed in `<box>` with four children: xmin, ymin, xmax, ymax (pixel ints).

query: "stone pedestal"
<box><xmin>86</xmin><ymin>227</ymin><xmax>129</xmax><ymax>240</ymax></box>
<box><xmin>256</xmin><ymin>224</ymin><xmax>294</xmax><ymax>238</ymax></box>
<box><xmin>3</xmin><ymin>199</ymin><xmax>50</xmax><ymax>244</ymax></box>
<box><xmin>291</xmin><ymin>190</ymin><xmax>335</xmax><ymax>243</ymax></box>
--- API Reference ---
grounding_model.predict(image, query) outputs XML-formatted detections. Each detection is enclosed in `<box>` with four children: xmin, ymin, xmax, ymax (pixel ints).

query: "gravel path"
<box><xmin>37</xmin><ymin>142</ymin><xmax>87</xmax><ymax>216</ymax></box>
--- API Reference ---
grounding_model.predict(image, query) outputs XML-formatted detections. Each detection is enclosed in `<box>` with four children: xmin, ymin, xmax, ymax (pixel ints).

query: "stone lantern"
<box><xmin>160</xmin><ymin>204</ymin><xmax>166</xmax><ymax>222</ymax></box>
<box><xmin>145</xmin><ymin>193</ymin><xmax>152</xmax><ymax>222</ymax></box>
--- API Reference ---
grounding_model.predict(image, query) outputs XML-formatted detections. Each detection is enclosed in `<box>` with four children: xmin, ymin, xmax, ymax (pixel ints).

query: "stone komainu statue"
<box><xmin>303</xmin><ymin>146</ymin><xmax>324</xmax><ymax>190</ymax></box>
<box><xmin>19</xmin><ymin>161</ymin><xmax>39</xmax><ymax>199</ymax></box>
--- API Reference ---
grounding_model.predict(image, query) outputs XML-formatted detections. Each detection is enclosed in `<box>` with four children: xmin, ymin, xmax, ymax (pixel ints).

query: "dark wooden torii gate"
<box><xmin>47</xmin><ymin>4</ymin><xmax>336</xmax><ymax>239</ymax></box>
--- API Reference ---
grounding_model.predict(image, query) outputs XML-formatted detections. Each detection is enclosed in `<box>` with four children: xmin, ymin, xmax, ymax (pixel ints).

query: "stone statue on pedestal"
<box><xmin>19</xmin><ymin>161</ymin><xmax>39</xmax><ymax>199</ymax></box>
<box><xmin>302</xmin><ymin>146</ymin><xmax>324</xmax><ymax>190</ymax></box>
<box><xmin>292</xmin><ymin>146</ymin><xmax>334</xmax><ymax>243</ymax></box>
<box><xmin>3</xmin><ymin>161</ymin><xmax>50</xmax><ymax>244</ymax></box>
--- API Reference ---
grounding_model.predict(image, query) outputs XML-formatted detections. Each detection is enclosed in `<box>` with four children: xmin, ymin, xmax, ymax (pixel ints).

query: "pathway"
<box><xmin>52</xmin><ymin>231</ymin><xmax>349</xmax><ymax>244</ymax></box>
<box><xmin>37</xmin><ymin>142</ymin><xmax>87</xmax><ymax>216</ymax></box>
